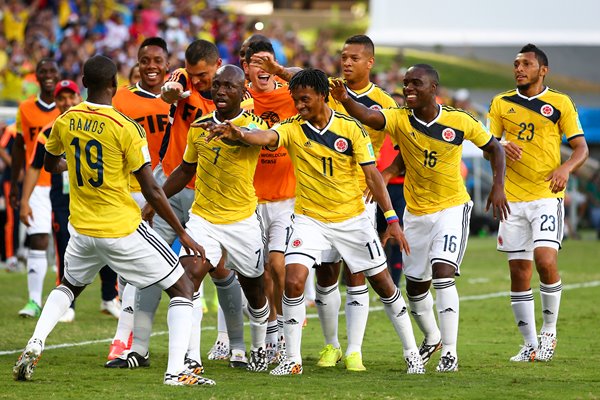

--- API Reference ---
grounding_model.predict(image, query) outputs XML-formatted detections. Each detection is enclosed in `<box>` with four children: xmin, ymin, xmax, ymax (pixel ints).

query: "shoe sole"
<box><xmin>13</xmin><ymin>351</ymin><xmax>39</xmax><ymax>381</ymax></box>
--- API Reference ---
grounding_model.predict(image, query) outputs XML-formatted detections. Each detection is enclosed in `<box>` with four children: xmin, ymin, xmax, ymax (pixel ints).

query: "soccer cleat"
<box><xmin>107</xmin><ymin>340</ymin><xmax>128</xmax><ymax>361</ymax></box>
<box><xmin>58</xmin><ymin>307</ymin><xmax>75</xmax><ymax>323</ymax></box>
<box><xmin>418</xmin><ymin>338</ymin><xmax>442</xmax><ymax>365</ymax></box>
<box><xmin>405</xmin><ymin>351</ymin><xmax>426</xmax><ymax>374</ymax></box>
<box><xmin>104</xmin><ymin>351</ymin><xmax>149</xmax><ymax>368</ymax></box>
<box><xmin>18</xmin><ymin>300</ymin><xmax>41</xmax><ymax>318</ymax></box>
<box><xmin>100</xmin><ymin>298</ymin><xmax>121</xmax><ymax>319</ymax></box>
<box><xmin>275</xmin><ymin>336</ymin><xmax>287</xmax><ymax>364</ymax></box>
<box><xmin>229</xmin><ymin>349</ymin><xmax>248</xmax><ymax>368</ymax></box>
<box><xmin>270</xmin><ymin>359</ymin><xmax>303</xmax><ymax>376</ymax></box>
<box><xmin>509</xmin><ymin>343</ymin><xmax>536</xmax><ymax>362</ymax></box>
<box><xmin>265</xmin><ymin>341</ymin><xmax>278</xmax><ymax>365</ymax></box>
<box><xmin>247</xmin><ymin>347</ymin><xmax>268</xmax><ymax>372</ymax></box>
<box><xmin>316</xmin><ymin>344</ymin><xmax>342</xmax><ymax>367</ymax></box>
<box><xmin>344</xmin><ymin>352</ymin><xmax>366</xmax><ymax>372</ymax></box>
<box><xmin>436</xmin><ymin>352</ymin><xmax>458</xmax><ymax>372</ymax></box>
<box><xmin>13</xmin><ymin>338</ymin><xmax>43</xmax><ymax>381</ymax></box>
<box><xmin>535</xmin><ymin>332</ymin><xmax>557</xmax><ymax>362</ymax></box>
<box><xmin>164</xmin><ymin>371</ymin><xmax>216</xmax><ymax>386</ymax></box>
<box><xmin>207</xmin><ymin>340</ymin><xmax>230</xmax><ymax>360</ymax></box>
<box><xmin>184</xmin><ymin>357</ymin><xmax>205</xmax><ymax>375</ymax></box>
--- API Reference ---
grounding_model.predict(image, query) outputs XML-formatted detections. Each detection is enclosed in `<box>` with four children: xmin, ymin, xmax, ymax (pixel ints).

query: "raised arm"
<box><xmin>481</xmin><ymin>138</ymin><xmax>510</xmax><ymax>220</ymax></box>
<box><xmin>249</xmin><ymin>53</ymin><xmax>301</xmax><ymax>82</ymax></box>
<box><xmin>329</xmin><ymin>79</ymin><xmax>386</xmax><ymax>130</ymax></box>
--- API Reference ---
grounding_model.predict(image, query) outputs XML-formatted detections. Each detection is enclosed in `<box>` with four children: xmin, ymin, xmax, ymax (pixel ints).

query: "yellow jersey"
<box><xmin>46</xmin><ymin>102</ymin><xmax>151</xmax><ymax>237</ymax></box>
<box><xmin>488</xmin><ymin>87</ymin><xmax>583</xmax><ymax>202</ymax></box>
<box><xmin>381</xmin><ymin>105</ymin><xmax>492</xmax><ymax>215</ymax></box>
<box><xmin>183</xmin><ymin>110</ymin><xmax>268</xmax><ymax>224</ymax></box>
<box><xmin>328</xmin><ymin>81</ymin><xmax>397</xmax><ymax>190</ymax></box>
<box><xmin>273</xmin><ymin>110</ymin><xmax>375</xmax><ymax>223</ymax></box>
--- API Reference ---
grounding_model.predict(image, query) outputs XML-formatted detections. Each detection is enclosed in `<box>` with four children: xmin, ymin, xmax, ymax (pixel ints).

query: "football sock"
<box><xmin>276</xmin><ymin>314</ymin><xmax>284</xmax><ymax>343</ymax></box>
<box><xmin>381</xmin><ymin>287</ymin><xmax>418</xmax><ymax>355</ymax></box>
<box><xmin>407</xmin><ymin>290</ymin><xmax>441</xmax><ymax>344</ymax></box>
<box><xmin>32</xmin><ymin>285</ymin><xmax>74</xmax><ymax>345</ymax></box>
<box><xmin>266</xmin><ymin>319</ymin><xmax>278</xmax><ymax>349</ymax></box>
<box><xmin>315</xmin><ymin>283</ymin><xmax>341</xmax><ymax>348</ymax></box>
<box><xmin>282</xmin><ymin>294</ymin><xmax>306</xmax><ymax>364</ymax></box>
<box><xmin>166</xmin><ymin>297</ymin><xmax>193</xmax><ymax>375</ymax></box>
<box><xmin>213</xmin><ymin>271</ymin><xmax>244</xmax><ymax>353</ymax></box>
<box><xmin>433</xmin><ymin>278</ymin><xmax>459</xmax><ymax>357</ymax></box>
<box><xmin>27</xmin><ymin>249</ymin><xmax>47</xmax><ymax>306</ymax></box>
<box><xmin>216</xmin><ymin>304</ymin><xmax>229</xmax><ymax>343</ymax></box>
<box><xmin>345</xmin><ymin>284</ymin><xmax>369</xmax><ymax>355</ymax></box>
<box><xmin>187</xmin><ymin>290</ymin><xmax>204</xmax><ymax>362</ymax></box>
<box><xmin>510</xmin><ymin>289</ymin><xmax>538</xmax><ymax>346</ymax></box>
<box><xmin>131</xmin><ymin>284</ymin><xmax>162</xmax><ymax>355</ymax></box>
<box><xmin>248</xmin><ymin>299</ymin><xmax>269</xmax><ymax>350</ymax></box>
<box><xmin>113</xmin><ymin>283</ymin><xmax>135</xmax><ymax>344</ymax></box>
<box><xmin>540</xmin><ymin>280</ymin><xmax>562</xmax><ymax>335</ymax></box>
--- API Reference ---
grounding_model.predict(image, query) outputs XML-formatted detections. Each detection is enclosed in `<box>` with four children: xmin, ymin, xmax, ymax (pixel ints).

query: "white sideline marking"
<box><xmin>1</xmin><ymin>280</ymin><xmax>599</xmax><ymax>356</ymax></box>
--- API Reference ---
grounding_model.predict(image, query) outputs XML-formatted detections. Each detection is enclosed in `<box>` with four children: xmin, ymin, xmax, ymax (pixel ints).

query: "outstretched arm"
<box><xmin>197</xmin><ymin>120</ymin><xmax>279</xmax><ymax>148</ymax></box>
<box><xmin>329</xmin><ymin>79</ymin><xmax>386</xmax><ymax>130</ymax></box>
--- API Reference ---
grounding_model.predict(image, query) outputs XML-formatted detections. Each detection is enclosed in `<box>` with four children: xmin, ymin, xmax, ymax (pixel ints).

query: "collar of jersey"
<box><xmin>136</xmin><ymin>82</ymin><xmax>160</xmax><ymax>98</ymax></box>
<box><xmin>83</xmin><ymin>101</ymin><xmax>113</xmax><ymax>108</ymax></box>
<box><xmin>213</xmin><ymin>109</ymin><xmax>245</xmax><ymax>124</ymax></box>
<box><xmin>346</xmin><ymin>82</ymin><xmax>374</xmax><ymax>98</ymax></box>
<box><xmin>411</xmin><ymin>104</ymin><xmax>442</xmax><ymax>127</ymax></box>
<box><xmin>36</xmin><ymin>96</ymin><xmax>56</xmax><ymax>109</ymax></box>
<box><xmin>516</xmin><ymin>86</ymin><xmax>548</xmax><ymax>101</ymax></box>
<box><xmin>305</xmin><ymin>109</ymin><xmax>334</xmax><ymax>135</ymax></box>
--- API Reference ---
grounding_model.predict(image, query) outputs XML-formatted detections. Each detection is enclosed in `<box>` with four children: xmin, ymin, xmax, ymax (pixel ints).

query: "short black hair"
<box><xmin>289</xmin><ymin>68</ymin><xmax>329</xmax><ymax>101</ymax></box>
<box><xmin>139</xmin><ymin>37</ymin><xmax>168</xmax><ymax>57</ymax></box>
<box><xmin>411</xmin><ymin>63</ymin><xmax>440</xmax><ymax>85</ymax></box>
<box><xmin>36</xmin><ymin>58</ymin><xmax>58</xmax><ymax>73</ymax></box>
<box><xmin>519</xmin><ymin>43</ymin><xmax>549</xmax><ymax>67</ymax></box>
<box><xmin>344</xmin><ymin>35</ymin><xmax>374</xmax><ymax>57</ymax></box>
<box><xmin>239</xmin><ymin>34</ymin><xmax>271</xmax><ymax>59</ymax></box>
<box><xmin>185</xmin><ymin>39</ymin><xmax>219</xmax><ymax>65</ymax></box>
<box><xmin>83</xmin><ymin>55</ymin><xmax>117</xmax><ymax>91</ymax></box>
<box><xmin>245</xmin><ymin>41</ymin><xmax>275</xmax><ymax>64</ymax></box>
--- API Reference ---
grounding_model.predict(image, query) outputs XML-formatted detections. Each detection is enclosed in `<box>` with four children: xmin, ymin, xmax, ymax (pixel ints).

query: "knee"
<box><xmin>534</xmin><ymin>251</ymin><xmax>558</xmax><ymax>273</ymax></box>
<box><xmin>285</xmin><ymin>273</ymin><xmax>306</xmax><ymax>298</ymax></box>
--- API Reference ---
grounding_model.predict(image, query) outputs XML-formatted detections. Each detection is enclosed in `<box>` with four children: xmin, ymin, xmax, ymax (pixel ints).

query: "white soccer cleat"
<box><xmin>509</xmin><ymin>343</ymin><xmax>536</xmax><ymax>362</ymax></box>
<box><xmin>270</xmin><ymin>359</ymin><xmax>303</xmax><ymax>376</ymax></box>
<box><xmin>405</xmin><ymin>351</ymin><xmax>425</xmax><ymax>374</ymax></box>
<box><xmin>13</xmin><ymin>338</ymin><xmax>43</xmax><ymax>381</ymax></box>
<box><xmin>229</xmin><ymin>349</ymin><xmax>248</xmax><ymax>368</ymax></box>
<box><xmin>535</xmin><ymin>332</ymin><xmax>557</xmax><ymax>362</ymax></box>
<box><xmin>436</xmin><ymin>352</ymin><xmax>459</xmax><ymax>372</ymax></box>
<box><xmin>207</xmin><ymin>340</ymin><xmax>230</xmax><ymax>360</ymax></box>
<box><xmin>164</xmin><ymin>371</ymin><xmax>216</xmax><ymax>386</ymax></box>
<box><xmin>100</xmin><ymin>298</ymin><xmax>121</xmax><ymax>319</ymax></box>
<box><xmin>58</xmin><ymin>307</ymin><xmax>75</xmax><ymax>323</ymax></box>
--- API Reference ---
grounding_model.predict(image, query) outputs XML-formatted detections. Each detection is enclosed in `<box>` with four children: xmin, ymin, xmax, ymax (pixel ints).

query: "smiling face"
<box><xmin>138</xmin><ymin>45</ymin><xmax>169</xmax><ymax>93</ymax></box>
<box><xmin>402</xmin><ymin>67</ymin><xmax>437</xmax><ymax>110</ymax></box>
<box><xmin>36</xmin><ymin>60</ymin><xmax>60</xmax><ymax>98</ymax></box>
<box><xmin>514</xmin><ymin>51</ymin><xmax>547</xmax><ymax>92</ymax></box>
<box><xmin>247</xmin><ymin>51</ymin><xmax>275</xmax><ymax>93</ymax></box>
<box><xmin>290</xmin><ymin>85</ymin><xmax>326</xmax><ymax>123</ymax></box>
<box><xmin>55</xmin><ymin>90</ymin><xmax>81</xmax><ymax>113</ymax></box>
<box><xmin>340</xmin><ymin>43</ymin><xmax>373</xmax><ymax>86</ymax></box>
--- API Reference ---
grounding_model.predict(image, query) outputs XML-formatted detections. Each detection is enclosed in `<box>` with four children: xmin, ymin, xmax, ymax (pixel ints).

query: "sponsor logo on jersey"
<box><xmin>507</xmin><ymin>107</ymin><xmax>516</xmax><ymax>114</ymax></box>
<box><xmin>367</xmin><ymin>143</ymin><xmax>375</xmax><ymax>158</ymax></box>
<box><xmin>303</xmin><ymin>140</ymin><xmax>312</xmax><ymax>148</ymax></box>
<box><xmin>541</xmin><ymin>104</ymin><xmax>554</xmax><ymax>117</ymax></box>
<box><xmin>291</xmin><ymin>239</ymin><xmax>302</xmax><ymax>248</ymax></box>
<box><xmin>334</xmin><ymin>138</ymin><xmax>348</xmax><ymax>152</ymax></box>
<box><xmin>442</xmin><ymin>128</ymin><xmax>456</xmax><ymax>142</ymax></box>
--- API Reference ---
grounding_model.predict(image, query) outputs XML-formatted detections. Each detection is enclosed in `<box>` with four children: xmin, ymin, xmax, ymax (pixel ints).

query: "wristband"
<box><xmin>383</xmin><ymin>210</ymin><xmax>397</xmax><ymax>219</ymax></box>
<box><xmin>386</xmin><ymin>215</ymin><xmax>400</xmax><ymax>225</ymax></box>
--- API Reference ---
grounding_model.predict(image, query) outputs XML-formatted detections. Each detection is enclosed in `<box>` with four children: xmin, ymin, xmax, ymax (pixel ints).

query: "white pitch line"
<box><xmin>1</xmin><ymin>280</ymin><xmax>598</xmax><ymax>356</ymax></box>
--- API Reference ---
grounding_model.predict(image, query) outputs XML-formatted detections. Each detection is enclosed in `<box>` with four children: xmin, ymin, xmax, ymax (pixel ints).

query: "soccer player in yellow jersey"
<box><xmin>331</xmin><ymin>63</ymin><xmax>509</xmax><ymax>372</ymax></box>
<box><xmin>488</xmin><ymin>44</ymin><xmax>588</xmax><ymax>363</ymax></box>
<box><xmin>204</xmin><ymin>68</ymin><xmax>425</xmax><ymax>376</ymax></box>
<box><xmin>12</xmin><ymin>55</ymin><xmax>214</xmax><ymax>386</ymax></box>
<box><xmin>148</xmin><ymin>65</ymin><xmax>271</xmax><ymax>372</ymax></box>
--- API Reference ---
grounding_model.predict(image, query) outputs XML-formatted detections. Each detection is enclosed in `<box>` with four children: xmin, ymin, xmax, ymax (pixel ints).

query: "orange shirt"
<box><xmin>377</xmin><ymin>135</ymin><xmax>404</xmax><ymax>185</ymax></box>
<box><xmin>16</xmin><ymin>97</ymin><xmax>60</xmax><ymax>169</ymax></box>
<box><xmin>27</xmin><ymin>121</ymin><xmax>53</xmax><ymax>187</ymax></box>
<box><xmin>248</xmin><ymin>81</ymin><xmax>297</xmax><ymax>202</ymax></box>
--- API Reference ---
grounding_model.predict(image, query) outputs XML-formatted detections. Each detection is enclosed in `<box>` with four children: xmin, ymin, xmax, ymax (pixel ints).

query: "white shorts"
<box><xmin>257</xmin><ymin>198</ymin><xmax>294</xmax><ymax>254</ymax></box>
<box><xmin>26</xmin><ymin>186</ymin><xmax>52</xmax><ymax>235</ymax></box>
<box><xmin>403</xmin><ymin>202</ymin><xmax>472</xmax><ymax>281</ymax></box>
<box><xmin>130</xmin><ymin>191</ymin><xmax>145</xmax><ymax>209</ymax></box>
<box><xmin>64</xmin><ymin>221</ymin><xmax>184</xmax><ymax>290</ymax></box>
<box><xmin>497</xmin><ymin>198</ymin><xmax>564</xmax><ymax>260</ymax></box>
<box><xmin>285</xmin><ymin>211</ymin><xmax>387</xmax><ymax>277</ymax></box>
<box><xmin>182</xmin><ymin>211</ymin><xmax>265</xmax><ymax>278</ymax></box>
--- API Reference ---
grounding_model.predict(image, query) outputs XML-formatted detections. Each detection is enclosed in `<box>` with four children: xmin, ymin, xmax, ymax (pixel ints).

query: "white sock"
<box><xmin>32</xmin><ymin>285</ymin><xmax>74</xmax><ymax>346</ymax></box>
<box><xmin>381</xmin><ymin>287</ymin><xmax>418</xmax><ymax>355</ymax></box>
<box><xmin>540</xmin><ymin>280</ymin><xmax>562</xmax><ymax>336</ymax></box>
<box><xmin>113</xmin><ymin>283</ymin><xmax>136</xmax><ymax>344</ymax></box>
<box><xmin>166</xmin><ymin>297</ymin><xmax>193</xmax><ymax>375</ymax></box>
<box><xmin>276</xmin><ymin>314</ymin><xmax>284</xmax><ymax>342</ymax></box>
<box><xmin>266</xmin><ymin>319</ymin><xmax>278</xmax><ymax>349</ymax></box>
<box><xmin>187</xmin><ymin>291</ymin><xmax>204</xmax><ymax>362</ymax></box>
<box><xmin>27</xmin><ymin>249</ymin><xmax>48</xmax><ymax>306</ymax></box>
<box><xmin>213</xmin><ymin>271</ymin><xmax>244</xmax><ymax>352</ymax></box>
<box><xmin>248</xmin><ymin>299</ymin><xmax>269</xmax><ymax>350</ymax></box>
<box><xmin>345</xmin><ymin>284</ymin><xmax>369</xmax><ymax>355</ymax></box>
<box><xmin>216</xmin><ymin>304</ymin><xmax>229</xmax><ymax>343</ymax></box>
<box><xmin>131</xmin><ymin>284</ymin><xmax>162</xmax><ymax>355</ymax></box>
<box><xmin>315</xmin><ymin>283</ymin><xmax>340</xmax><ymax>348</ymax></box>
<box><xmin>282</xmin><ymin>294</ymin><xmax>306</xmax><ymax>364</ymax></box>
<box><xmin>510</xmin><ymin>289</ymin><xmax>537</xmax><ymax>346</ymax></box>
<box><xmin>433</xmin><ymin>278</ymin><xmax>459</xmax><ymax>357</ymax></box>
<box><xmin>407</xmin><ymin>290</ymin><xmax>441</xmax><ymax>344</ymax></box>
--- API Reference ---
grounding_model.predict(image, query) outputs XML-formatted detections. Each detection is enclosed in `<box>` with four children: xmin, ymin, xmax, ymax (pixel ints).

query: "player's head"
<box><xmin>35</xmin><ymin>58</ymin><xmax>60</xmax><ymax>98</ymax></box>
<box><xmin>82</xmin><ymin>55</ymin><xmax>118</xmax><ymax>97</ymax></box>
<box><xmin>137</xmin><ymin>37</ymin><xmax>169</xmax><ymax>91</ymax></box>
<box><xmin>239</xmin><ymin>34</ymin><xmax>270</xmax><ymax>62</ymax></box>
<box><xmin>341</xmin><ymin>35</ymin><xmax>375</xmax><ymax>85</ymax></box>
<box><xmin>289</xmin><ymin>68</ymin><xmax>329</xmax><ymax>122</ymax></box>
<box><xmin>245</xmin><ymin>41</ymin><xmax>276</xmax><ymax>93</ymax></box>
<box><xmin>185</xmin><ymin>39</ymin><xmax>222</xmax><ymax>92</ymax></box>
<box><xmin>211</xmin><ymin>65</ymin><xmax>246</xmax><ymax>119</ymax></box>
<box><xmin>53</xmin><ymin>80</ymin><xmax>81</xmax><ymax>113</ymax></box>
<box><xmin>514</xmin><ymin>43</ymin><xmax>548</xmax><ymax>91</ymax></box>
<box><xmin>403</xmin><ymin>64</ymin><xmax>439</xmax><ymax>110</ymax></box>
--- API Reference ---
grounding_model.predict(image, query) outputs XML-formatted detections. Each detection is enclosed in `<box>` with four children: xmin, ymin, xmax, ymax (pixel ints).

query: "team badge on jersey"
<box><xmin>291</xmin><ymin>239</ymin><xmax>302</xmax><ymax>248</ymax></box>
<box><xmin>497</xmin><ymin>235</ymin><xmax>503</xmax><ymax>246</ymax></box>
<box><xmin>540</xmin><ymin>104</ymin><xmax>554</xmax><ymax>117</ymax></box>
<box><xmin>370</xmin><ymin>104</ymin><xmax>382</xmax><ymax>111</ymax></box>
<box><xmin>334</xmin><ymin>138</ymin><xmax>348</xmax><ymax>153</ymax></box>
<box><xmin>442</xmin><ymin>128</ymin><xmax>456</xmax><ymax>142</ymax></box>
